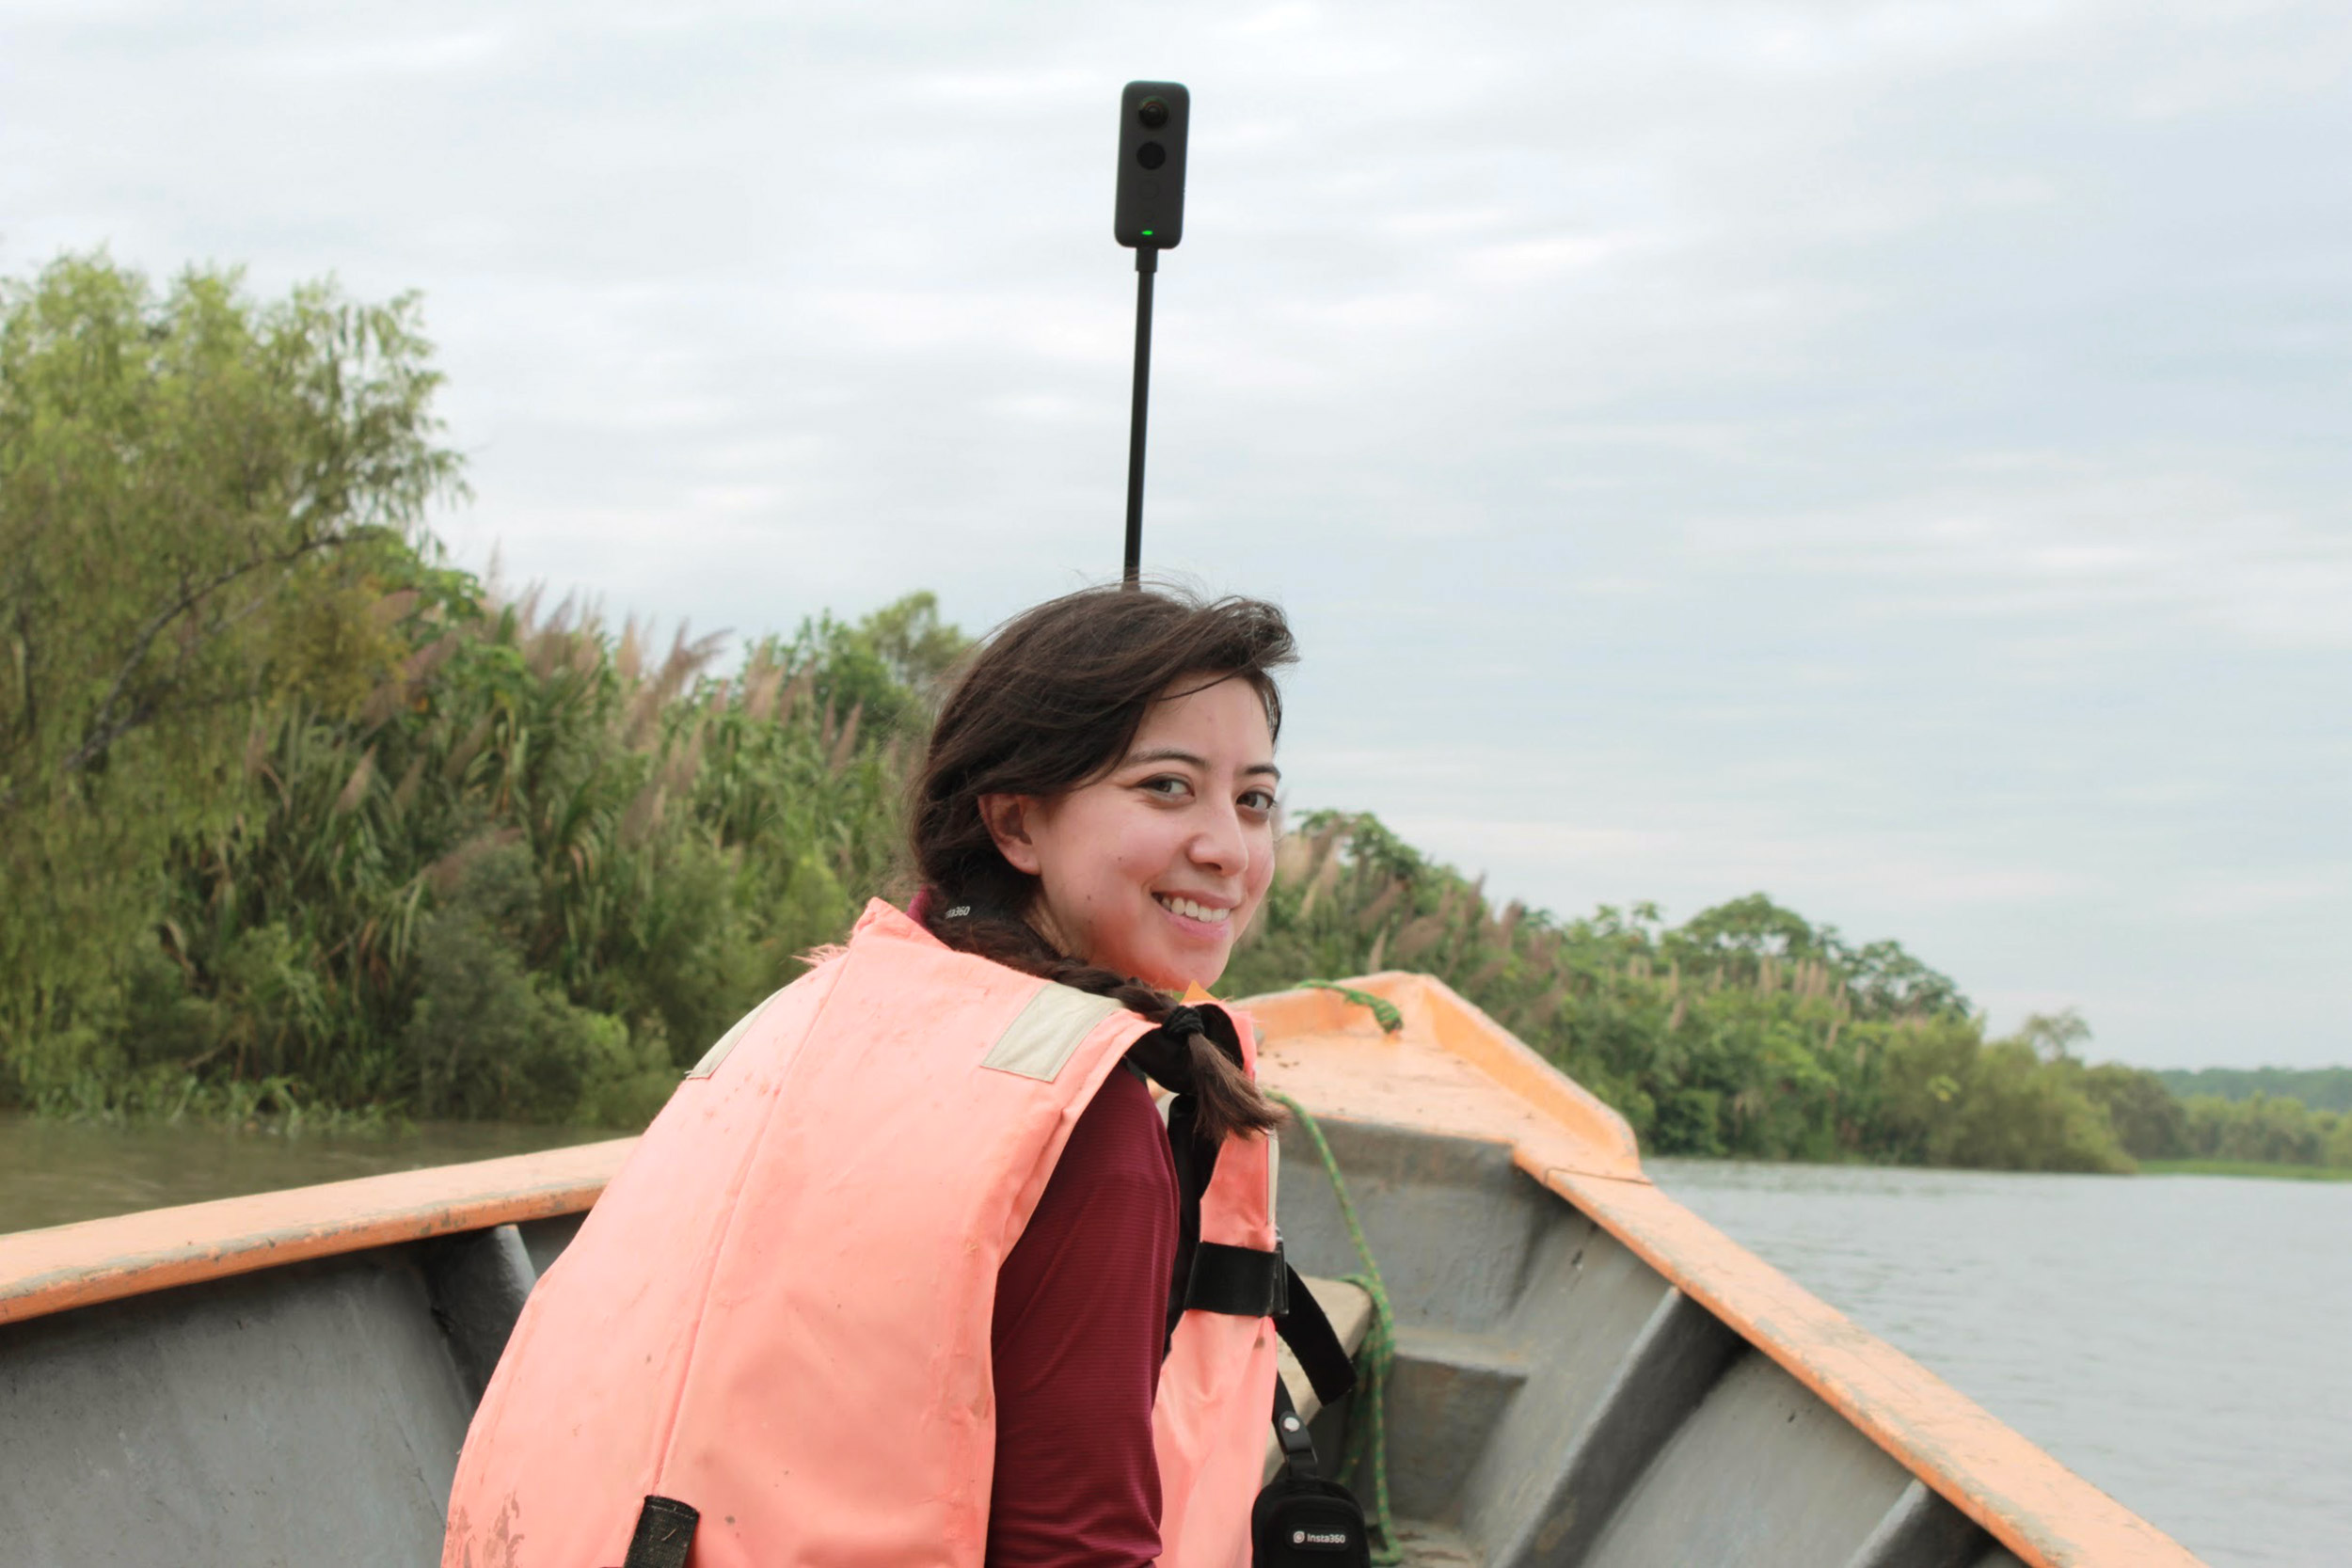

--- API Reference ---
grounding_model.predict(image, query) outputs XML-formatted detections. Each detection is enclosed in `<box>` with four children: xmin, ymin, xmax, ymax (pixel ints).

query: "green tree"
<box><xmin>2019</xmin><ymin>1008</ymin><xmax>2092</xmax><ymax>1063</ymax></box>
<box><xmin>2083</xmin><ymin>1063</ymin><xmax>2189</xmax><ymax>1159</ymax></box>
<box><xmin>0</xmin><ymin>254</ymin><xmax>462</xmax><ymax>1095</ymax></box>
<box><xmin>771</xmin><ymin>591</ymin><xmax>972</xmax><ymax>743</ymax></box>
<box><xmin>2184</xmin><ymin>1093</ymin><xmax>2330</xmax><ymax>1164</ymax></box>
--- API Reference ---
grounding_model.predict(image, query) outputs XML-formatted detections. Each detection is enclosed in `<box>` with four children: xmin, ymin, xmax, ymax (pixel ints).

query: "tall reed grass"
<box><xmin>10</xmin><ymin>572</ymin><xmax>917</xmax><ymax>1128</ymax></box>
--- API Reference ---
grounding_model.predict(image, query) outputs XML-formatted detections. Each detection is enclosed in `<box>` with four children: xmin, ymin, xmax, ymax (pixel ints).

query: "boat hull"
<box><xmin>0</xmin><ymin>974</ymin><xmax>2201</xmax><ymax>1568</ymax></box>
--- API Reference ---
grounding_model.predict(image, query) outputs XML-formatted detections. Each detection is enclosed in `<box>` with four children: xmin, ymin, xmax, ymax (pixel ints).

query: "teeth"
<box><xmin>1156</xmin><ymin>895</ymin><xmax>1231</xmax><ymax>924</ymax></box>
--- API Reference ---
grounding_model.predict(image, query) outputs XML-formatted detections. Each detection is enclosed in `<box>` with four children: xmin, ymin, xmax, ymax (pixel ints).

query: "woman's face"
<box><xmin>981</xmin><ymin>673</ymin><xmax>1279</xmax><ymax>991</ymax></box>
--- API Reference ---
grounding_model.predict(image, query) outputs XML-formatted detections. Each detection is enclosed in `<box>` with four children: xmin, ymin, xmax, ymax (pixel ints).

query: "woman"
<box><xmin>443</xmin><ymin>585</ymin><xmax>1296</xmax><ymax>1568</ymax></box>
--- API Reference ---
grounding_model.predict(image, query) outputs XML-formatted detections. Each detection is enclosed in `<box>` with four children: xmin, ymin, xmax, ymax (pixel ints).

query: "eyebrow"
<box><xmin>1125</xmin><ymin>746</ymin><xmax>1281</xmax><ymax>783</ymax></box>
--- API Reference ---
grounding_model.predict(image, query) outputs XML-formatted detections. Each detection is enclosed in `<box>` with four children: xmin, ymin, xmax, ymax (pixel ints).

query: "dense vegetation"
<box><xmin>1221</xmin><ymin>828</ymin><xmax>2352</xmax><ymax>1174</ymax></box>
<box><xmin>6</xmin><ymin>254</ymin><xmax>2344</xmax><ymax>1176</ymax></box>
<box><xmin>2156</xmin><ymin>1067</ymin><xmax>2352</xmax><ymax>1115</ymax></box>
<box><xmin>2</xmin><ymin>253</ymin><xmax>947</xmax><ymax>1129</ymax></box>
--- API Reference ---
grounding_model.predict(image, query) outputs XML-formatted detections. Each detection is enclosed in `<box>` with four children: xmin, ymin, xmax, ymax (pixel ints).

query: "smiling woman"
<box><xmin>910</xmin><ymin>583</ymin><xmax>1298</xmax><ymax>1142</ymax></box>
<box><xmin>442</xmin><ymin>583</ymin><xmax>1308</xmax><ymax>1568</ymax></box>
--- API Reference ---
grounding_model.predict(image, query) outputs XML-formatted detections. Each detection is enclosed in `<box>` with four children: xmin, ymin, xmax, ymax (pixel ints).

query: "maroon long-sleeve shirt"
<box><xmin>987</xmin><ymin>1066</ymin><xmax>1179</xmax><ymax>1567</ymax></box>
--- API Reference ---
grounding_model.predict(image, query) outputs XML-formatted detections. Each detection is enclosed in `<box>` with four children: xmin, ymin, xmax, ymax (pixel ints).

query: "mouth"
<box><xmin>1152</xmin><ymin>892</ymin><xmax>1233</xmax><ymax>927</ymax></box>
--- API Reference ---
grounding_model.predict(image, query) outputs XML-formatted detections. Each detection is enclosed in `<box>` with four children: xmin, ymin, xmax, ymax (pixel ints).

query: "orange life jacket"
<box><xmin>442</xmin><ymin>898</ymin><xmax>1280</xmax><ymax>1568</ymax></box>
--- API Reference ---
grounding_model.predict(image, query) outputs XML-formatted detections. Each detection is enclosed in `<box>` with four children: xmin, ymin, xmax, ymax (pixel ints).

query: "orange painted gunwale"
<box><xmin>0</xmin><ymin>1137</ymin><xmax>632</xmax><ymax>1327</ymax></box>
<box><xmin>1243</xmin><ymin>973</ymin><xmax>2204</xmax><ymax>1568</ymax></box>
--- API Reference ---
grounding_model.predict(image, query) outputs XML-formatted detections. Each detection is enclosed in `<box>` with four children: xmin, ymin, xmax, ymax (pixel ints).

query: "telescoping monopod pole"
<box><xmin>1123</xmin><ymin>247</ymin><xmax>1155</xmax><ymax>587</ymax></box>
<box><xmin>1113</xmin><ymin>82</ymin><xmax>1189</xmax><ymax>587</ymax></box>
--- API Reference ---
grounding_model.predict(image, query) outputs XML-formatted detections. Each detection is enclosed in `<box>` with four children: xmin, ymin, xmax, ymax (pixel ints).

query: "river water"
<box><xmin>0</xmin><ymin>1112</ymin><xmax>610</xmax><ymax>1235</ymax></box>
<box><xmin>1649</xmin><ymin>1158</ymin><xmax>2352</xmax><ymax>1568</ymax></box>
<box><xmin>2</xmin><ymin>1118</ymin><xmax>2343</xmax><ymax>1565</ymax></box>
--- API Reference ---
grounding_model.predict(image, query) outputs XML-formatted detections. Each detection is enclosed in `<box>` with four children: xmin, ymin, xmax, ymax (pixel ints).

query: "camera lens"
<box><xmin>1137</xmin><ymin>98</ymin><xmax>1169</xmax><ymax>130</ymax></box>
<box><xmin>1136</xmin><ymin>141</ymin><xmax>1166</xmax><ymax>170</ymax></box>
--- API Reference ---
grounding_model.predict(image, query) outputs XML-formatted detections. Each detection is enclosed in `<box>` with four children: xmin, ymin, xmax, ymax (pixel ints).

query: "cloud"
<box><xmin>1677</xmin><ymin>467</ymin><xmax>2352</xmax><ymax>652</ymax></box>
<box><xmin>1457</xmin><ymin>230</ymin><xmax>1653</xmax><ymax>286</ymax></box>
<box><xmin>8</xmin><ymin>0</ymin><xmax>2347</xmax><ymax>1067</ymax></box>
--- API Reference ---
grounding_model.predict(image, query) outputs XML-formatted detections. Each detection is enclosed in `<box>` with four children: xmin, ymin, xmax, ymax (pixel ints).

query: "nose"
<box><xmin>1187</xmin><ymin>798</ymin><xmax>1250</xmax><ymax>879</ymax></box>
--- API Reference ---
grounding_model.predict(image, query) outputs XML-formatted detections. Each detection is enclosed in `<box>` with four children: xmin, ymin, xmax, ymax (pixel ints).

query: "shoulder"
<box><xmin>1055</xmin><ymin>1066</ymin><xmax>1177</xmax><ymax>1196</ymax></box>
<box><xmin>993</xmin><ymin>1063</ymin><xmax>1177</xmax><ymax>1356</ymax></box>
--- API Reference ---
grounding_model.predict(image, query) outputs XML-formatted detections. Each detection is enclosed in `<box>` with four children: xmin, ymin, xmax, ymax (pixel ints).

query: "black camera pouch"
<box><xmin>1252</xmin><ymin>1380</ymin><xmax>1371</xmax><ymax>1567</ymax></box>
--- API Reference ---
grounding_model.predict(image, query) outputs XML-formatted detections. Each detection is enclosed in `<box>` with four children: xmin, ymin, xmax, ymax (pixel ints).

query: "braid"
<box><xmin>918</xmin><ymin>900</ymin><xmax>1282</xmax><ymax>1144</ymax></box>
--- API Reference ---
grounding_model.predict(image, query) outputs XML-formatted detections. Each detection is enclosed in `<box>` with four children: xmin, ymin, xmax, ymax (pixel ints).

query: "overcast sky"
<box><xmin>6</xmin><ymin>0</ymin><xmax>2345</xmax><ymax>1068</ymax></box>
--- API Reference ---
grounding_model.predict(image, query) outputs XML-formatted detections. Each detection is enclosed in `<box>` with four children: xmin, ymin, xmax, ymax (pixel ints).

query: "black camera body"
<box><xmin>1113</xmin><ymin>81</ymin><xmax>1189</xmax><ymax>249</ymax></box>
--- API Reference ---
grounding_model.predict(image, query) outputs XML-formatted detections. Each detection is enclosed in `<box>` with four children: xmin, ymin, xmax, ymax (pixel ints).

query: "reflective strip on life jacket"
<box><xmin>442</xmin><ymin>898</ymin><xmax>1277</xmax><ymax>1568</ymax></box>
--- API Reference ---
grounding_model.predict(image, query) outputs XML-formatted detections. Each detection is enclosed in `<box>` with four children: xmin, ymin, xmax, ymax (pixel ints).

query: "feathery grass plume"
<box><xmin>615</xmin><ymin>615</ymin><xmax>646</xmax><ymax>686</ymax></box>
<box><xmin>1356</xmin><ymin>877</ymin><xmax>1406</xmax><ymax>934</ymax></box>
<box><xmin>442</xmin><ymin>715</ymin><xmax>495</xmax><ymax>784</ymax></box>
<box><xmin>656</xmin><ymin>625</ymin><xmax>723</xmax><ymax>705</ymax></box>
<box><xmin>332</xmin><ymin>748</ymin><xmax>376</xmax><ymax>815</ymax></box>
<box><xmin>1295</xmin><ymin>825</ymin><xmax>1345</xmax><ymax>919</ymax></box>
<box><xmin>739</xmin><ymin>658</ymin><xmax>785</xmax><ymax>721</ymax></box>
<box><xmin>1392</xmin><ymin>914</ymin><xmax>1447</xmax><ymax>964</ymax></box>
<box><xmin>826</xmin><ymin>702</ymin><xmax>863</xmax><ymax>775</ymax></box>
<box><xmin>1273</xmin><ymin>828</ymin><xmax>1318</xmax><ymax>889</ymax></box>
<box><xmin>775</xmin><ymin>666</ymin><xmax>816</xmax><ymax>722</ymax></box>
<box><xmin>389</xmin><ymin>754</ymin><xmax>426</xmax><ymax>817</ymax></box>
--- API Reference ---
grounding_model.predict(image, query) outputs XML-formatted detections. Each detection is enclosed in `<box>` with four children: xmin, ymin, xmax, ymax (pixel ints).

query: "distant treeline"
<box><xmin>1222</xmin><ymin>824</ymin><xmax>2352</xmax><ymax>1175</ymax></box>
<box><xmin>2156</xmin><ymin>1068</ymin><xmax>2352</xmax><ymax>1115</ymax></box>
<box><xmin>5</xmin><ymin>253</ymin><xmax>2345</xmax><ymax>1178</ymax></box>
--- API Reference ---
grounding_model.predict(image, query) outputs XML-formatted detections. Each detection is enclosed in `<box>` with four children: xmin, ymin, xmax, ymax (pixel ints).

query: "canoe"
<box><xmin>0</xmin><ymin>972</ymin><xmax>2203</xmax><ymax>1568</ymax></box>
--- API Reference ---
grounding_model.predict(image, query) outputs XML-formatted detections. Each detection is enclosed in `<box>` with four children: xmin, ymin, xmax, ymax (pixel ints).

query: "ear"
<box><xmin>977</xmin><ymin>793</ymin><xmax>1044</xmax><ymax>876</ymax></box>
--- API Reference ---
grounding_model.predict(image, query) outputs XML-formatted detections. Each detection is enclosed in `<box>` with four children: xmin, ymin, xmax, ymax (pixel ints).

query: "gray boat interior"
<box><xmin>0</xmin><ymin>1117</ymin><xmax>2027</xmax><ymax>1568</ymax></box>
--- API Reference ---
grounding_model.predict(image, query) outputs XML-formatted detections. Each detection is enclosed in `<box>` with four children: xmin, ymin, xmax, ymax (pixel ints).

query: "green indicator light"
<box><xmin>1141</xmin><ymin>230</ymin><xmax>1154</xmax><ymax>237</ymax></box>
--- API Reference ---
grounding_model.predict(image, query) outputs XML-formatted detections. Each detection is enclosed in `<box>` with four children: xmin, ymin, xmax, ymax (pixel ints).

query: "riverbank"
<box><xmin>2137</xmin><ymin>1157</ymin><xmax>2352</xmax><ymax>1181</ymax></box>
<box><xmin>13</xmin><ymin>1106</ymin><xmax>2349</xmax><ymax>1243</ymax></box>
<box><xmin>0</xmin><ymin>1111</ymin><xmax>612</xmax><ymax>1236</ymax></box>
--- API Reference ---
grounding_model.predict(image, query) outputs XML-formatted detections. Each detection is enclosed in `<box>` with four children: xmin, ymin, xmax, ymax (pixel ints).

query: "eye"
<box><xmin>1138</xmin><ymin>774</ymin><xmax>1192</xmax><ymax>800</ymax></box>
<box><xmin>1238</xmin><ymin>788</ymin><xmax>1277</xmax><ymax>816</ymax></box>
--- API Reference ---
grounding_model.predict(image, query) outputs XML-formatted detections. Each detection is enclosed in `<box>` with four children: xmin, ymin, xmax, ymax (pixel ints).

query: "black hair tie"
<box><xmin>1127</xmin><ymin>1004</ymin><xmax>1214</xmax><ymax>1096</ymax></box>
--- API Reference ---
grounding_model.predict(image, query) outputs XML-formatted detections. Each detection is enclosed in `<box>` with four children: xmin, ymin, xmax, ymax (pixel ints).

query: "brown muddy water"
<box><xmin>3</xmin><ymin>1119</ymin><xmax>2341</xmax><ymax>1566</ymax></box>
<box><xmin>0</xmin><ymin>1111</ymin><xmax>608</xmax><ymax>1234</ymax></box>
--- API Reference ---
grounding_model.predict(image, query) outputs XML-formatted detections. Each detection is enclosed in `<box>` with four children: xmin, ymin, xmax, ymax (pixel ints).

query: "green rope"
<box><xmin>1297</xmin><ymin>980</ymin><xmax>1404</xmax><ymax>1036</ymax></box>
<box><xmin>1268</xmin><ymin>1087</ymin><xmax>1403</xmax><ymax>1565</ymax></box>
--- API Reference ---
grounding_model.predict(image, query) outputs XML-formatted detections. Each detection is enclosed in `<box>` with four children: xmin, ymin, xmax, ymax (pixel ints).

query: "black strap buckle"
<box><xmin>1271</xmin><ymin>1374</ymin><xmax>1319</xmax><ymax>1478</ymax></box>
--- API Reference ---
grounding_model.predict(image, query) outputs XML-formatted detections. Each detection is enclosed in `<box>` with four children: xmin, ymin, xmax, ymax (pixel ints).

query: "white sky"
<box><xmin>5</xmin><ymin>0</ymin><xmax>2346</xmax><ymax>1068</ymax></box>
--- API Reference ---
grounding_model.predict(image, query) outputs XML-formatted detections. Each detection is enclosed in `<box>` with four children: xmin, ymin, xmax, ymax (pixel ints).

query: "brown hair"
<box><xmin>908</xmin><ymin>583</ymin><xmax>1295</xmax><ymax>1142</ymax></box>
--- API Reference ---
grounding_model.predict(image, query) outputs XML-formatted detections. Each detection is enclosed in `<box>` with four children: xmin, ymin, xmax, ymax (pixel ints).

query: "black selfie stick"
<box><xmin>1124</xmin><ymin>248</ymin><xmax>1155</xmax><ymax>588</ymax></box>
<box><xmin>1114</xmin><ymin>82</ymin><xmax>1190</xmax><ymax>586</ymax></box>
